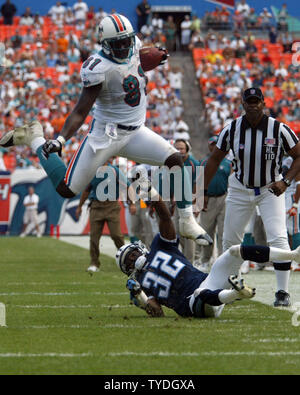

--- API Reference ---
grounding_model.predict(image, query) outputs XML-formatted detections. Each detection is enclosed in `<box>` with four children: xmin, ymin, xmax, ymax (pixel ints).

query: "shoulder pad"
<box><xmin>80</xmin><ymin>54</ymin><xmax>110</xmax><ymax>87</ymax></box>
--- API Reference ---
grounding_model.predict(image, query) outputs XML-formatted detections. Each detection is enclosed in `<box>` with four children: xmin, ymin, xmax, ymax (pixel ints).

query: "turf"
<box><xmin>0</xmin><ymin>237</ymin><xmax>300</xmax><ymax>375</ymax></box>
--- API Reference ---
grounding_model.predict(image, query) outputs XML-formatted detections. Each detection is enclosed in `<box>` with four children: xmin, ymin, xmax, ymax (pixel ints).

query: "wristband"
<box><xmin>295</xmin><ymin>181</ymin><xmax>300</xmax><ymax>187</ymax></box>
<box><xmin>292</xmin><ymin>202</ymin><xmax>299</xmax><ymax>209</ymax></box>
<box><xmin>57</xmin><ymin>135</ymin><xmax>66</xmax><ymax>145</ymax></box>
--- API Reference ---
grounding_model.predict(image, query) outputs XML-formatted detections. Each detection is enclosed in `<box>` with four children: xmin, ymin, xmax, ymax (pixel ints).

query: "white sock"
<box><xmin>218</xmin><ymin>289</ymin><xmax>239</xmax><ymax>304</ymax></box>
<box><xmin>275</xmin><ymin>270</ymin><xmax>290</xmax><ymax>292</ymax></box>
<box><xmin>177</xmin><ymin>206</ymin><xmax>193</xmax><ymax>219</ymax></box>
<box><xmin>31</xmin><ymin>137</ymin><xmax>46</xmax><ymax>153</ymax></box>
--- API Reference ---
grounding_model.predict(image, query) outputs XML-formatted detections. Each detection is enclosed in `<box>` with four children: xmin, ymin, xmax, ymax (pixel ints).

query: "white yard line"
<box><xmin>108</xmin><ymin>351</ymin><xmax>300</xmax><ymax>357</ymax></box>
<box><xmin>1</xmin><ymin>351</ymin><xmax>300</xmax><ymax>359</ymax></box>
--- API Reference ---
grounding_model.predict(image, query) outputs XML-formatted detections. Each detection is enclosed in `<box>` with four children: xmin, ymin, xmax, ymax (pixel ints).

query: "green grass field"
<box><xmin>1</xmin><ymin>237</ymin><xmax>300</xmax><ymax>375</ymax></box>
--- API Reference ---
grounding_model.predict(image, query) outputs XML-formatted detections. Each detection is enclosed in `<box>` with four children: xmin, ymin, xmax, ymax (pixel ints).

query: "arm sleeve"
<box><xmin>280</xmin><ymin>124</ymin><xmax>299</xmax><ymax>153</ymax></box>
<box><xmin>216</xmin><ymin>123</ymin><xmax>231</xmax><ymax>152</ymax></box>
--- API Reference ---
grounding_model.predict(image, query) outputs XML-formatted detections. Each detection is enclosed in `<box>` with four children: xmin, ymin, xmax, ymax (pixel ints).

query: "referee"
<box><xmin>203</xmin><ymin>87</ymin><xmax>300</xmax><ymax>307</ymax></box>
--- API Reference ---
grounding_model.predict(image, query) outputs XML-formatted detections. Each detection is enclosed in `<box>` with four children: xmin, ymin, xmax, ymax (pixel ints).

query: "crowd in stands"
<box><xmin>0</xmin><ymin>1</ymin><xmax>188</xmax><ymax>171</ymax></box>
<box><xmin>192</xmin><ymin>27</ymin><xmax>300</xmax><ymax>137</ymax></box>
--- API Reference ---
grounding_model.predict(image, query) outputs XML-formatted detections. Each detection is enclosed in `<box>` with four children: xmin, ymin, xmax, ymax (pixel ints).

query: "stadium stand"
<box><xmin>193</xmin><ymin>33</ymin><xmax>300</xmax><ymax>137</ymax></box>
<box><xmin>0</xmin><ymin>10</ymin><xmax>183</xmax><ymax>171</ymax></box>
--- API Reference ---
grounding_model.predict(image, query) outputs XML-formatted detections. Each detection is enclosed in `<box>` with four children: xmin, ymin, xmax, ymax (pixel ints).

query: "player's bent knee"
<box><xmin>56</xmin><ymin>181</ymin><xmax>76</xmax><ymax>198</ymax></box>
<box><xmin>164</xmin><ymin>153</ymin><xmax>184</xmax><ymax>169</ymax></box>
<box><xmin>228</xmin><ymin>245</ymin><xmax>241</xmax><ymax>258</ymax></box>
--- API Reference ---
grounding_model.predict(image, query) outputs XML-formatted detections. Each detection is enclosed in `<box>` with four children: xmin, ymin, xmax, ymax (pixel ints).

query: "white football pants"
<box><xmin>223</xmin><ymin>174</ymin><xmax>290</xmax><ymax>259</ymax></box>
<box><xmin>64</xmin><ymin>120</ymin><xmax>176</xmax><ymax>195</ymax></box>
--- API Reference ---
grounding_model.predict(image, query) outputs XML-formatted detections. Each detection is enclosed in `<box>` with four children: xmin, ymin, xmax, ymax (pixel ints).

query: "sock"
<box><xmin>177</xmin><ymin>205</ymin><xmax>193</xmax><ymax>219</ymax></box>
<box><xmin>274</xmin><ymin>270</ymin><xmax>290</xmax><ymax>292</ymax></box>
<box><xmin>218</xmin><ymin>289</ymin><xmax>239</xmax><ymax>304</ymax></box>
<box><xmin>36</xmin><ymin>146</ymin><xmax>67</xmax><ymax>189</ymax></box>
<box><xmin>31</xmin><ymin>137</ymin><xmax>46</xmax><ymax>152</ymax></box>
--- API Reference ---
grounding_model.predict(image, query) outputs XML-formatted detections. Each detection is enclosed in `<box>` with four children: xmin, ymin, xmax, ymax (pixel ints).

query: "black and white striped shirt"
<box><xmin>216</xmin><ymin>115</ymin><xmax>299</xmax><ymax>188</ymax></box>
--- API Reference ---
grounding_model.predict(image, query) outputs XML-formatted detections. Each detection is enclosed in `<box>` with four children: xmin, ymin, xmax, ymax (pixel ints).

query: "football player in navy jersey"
<box><xmin>116</xmin><ymin>196</ymin><xmax>300</xmax><ymax>318</ymax></box>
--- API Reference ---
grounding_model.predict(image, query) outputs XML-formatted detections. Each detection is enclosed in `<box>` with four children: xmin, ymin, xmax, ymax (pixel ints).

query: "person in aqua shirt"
<box><xmin>197</xmin><ymin>135</ymin><xmax>232</xmax><ymax>270</ymax></box>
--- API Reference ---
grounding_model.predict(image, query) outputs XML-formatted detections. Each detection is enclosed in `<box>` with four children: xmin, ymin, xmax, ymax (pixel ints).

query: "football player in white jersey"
<box><xmin>0</xmin><ymin>14</ymin><xmax>212</xmax><ymax>246</ymax></box>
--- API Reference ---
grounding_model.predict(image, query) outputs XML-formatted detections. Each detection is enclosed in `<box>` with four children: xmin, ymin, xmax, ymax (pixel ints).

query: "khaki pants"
<box><xmin>197</xmin><ymin>194</ymin><xmax>226</xmax><ymax>263</ymax></box>
<box><xmin>89</xmin><ymin>200</ymin><xmax>125</xmax><ymax>267</ymax></box>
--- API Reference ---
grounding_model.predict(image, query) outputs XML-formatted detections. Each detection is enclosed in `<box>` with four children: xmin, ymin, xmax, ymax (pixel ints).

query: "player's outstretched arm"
<box><xmin>43</xmin><ymin>84</ymin><xmax>102</xmax><ymax>157</ymax></box>
<box><xmin>151</xmin><ymin>198</ymin><xmax>177</xmax><ymax>241</ymax></box>
<box><xmin>60</xmin><ymin>84</ymin><xmax>102</xmax><ymax>141</ymax></box>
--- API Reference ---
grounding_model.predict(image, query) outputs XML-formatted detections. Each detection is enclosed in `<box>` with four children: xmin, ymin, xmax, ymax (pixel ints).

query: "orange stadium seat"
<box><xmin>263</xmin><ymin>97</ymin><xmax>274</xmax><ymax>108</ymax></box>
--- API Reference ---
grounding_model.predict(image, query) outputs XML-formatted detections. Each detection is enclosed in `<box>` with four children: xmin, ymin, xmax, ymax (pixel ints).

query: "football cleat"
<box><xmin>274</xmin><ymin>290</ymin><xmax>291</xmax><ymax>307</ymax></box>
<box><xmin>228</xmin><ymin>275</ymin><xmax>256</xmax><ymax>299</ymax></box>
<box><xmin>179</xmin><ymin>216</ymin><xmax>213</xmax><ymax>246</ymax></box>
<box><xmin>86</xmin><ymin>265</ymin><xmax>100</xmax><ymax>275</ymax></box>
<box><xmin>0</xmin><ymin>121</ymin><xmax>43</xmax><ymax>148</ymax></box>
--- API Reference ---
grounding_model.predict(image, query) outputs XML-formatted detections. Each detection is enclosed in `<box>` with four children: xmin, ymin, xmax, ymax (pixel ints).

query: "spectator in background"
<box><xmin>73</xmin><ymin>0</ymin><xmax>88</xmax><ymax>24</ymax></box>
<box><xmin>189</xmin><ymin>29</ymin><xmax>205</xmax><ymax>50</ymax></box>
<box><xmin>220</xmin><ymin>6</ymin><xmax>230</xmax><ymax>30</ymax></box>
<box><xmin>260</xmin><ymin>8</ymin><xmax>273</xmax><ymax>31</ymax></box>
<box><xmin>168</xmin><ymin>66</ymin><xmax>183</xmax><ymax>99</ymax></box>
<box><xmin>56</xmin><ymin>30</ymin><xmax>69</xmax><ymax>54</ymax></box>
<box><xmin>281</xmin><ymin>31</ymin><xmax>293</xmax><ymax>53</ymax></box>
<box><xmin>206</xmin><ymin>31</ymin><xmax>218</xmax><ymax>52</ymax></box>
<box><xmin>236</xmin><ymin>0</ymin><xmax>250</xmax><ymax>21</ymax></box>
<box><xmin>190</xmin><ymin>14</ymin><xmax>201</xmax><ymax>34</ymax></box>
<box><xmin>180</xmin><ymin>14</ymin><xmax>192</xmax><ymax>52</ymax></box>
<box><xmin>95</xmin><ymin>7</ymin><xmax>107</xmax><ymax>23</ymax></box>
<box><xmin>164</xmin><ymin>15</ymin><xmax>177</xmax><ymax>52</ymax></box>
<box><xmin>20</xmin><ymin>186</ymin><xmax>42</xmax><ymax>238</ymax></box>
<box><xmin>10</xmin><ymin>28</ymin><xmax>22</xmax><ymax>48</ymax></box>
<box><xmin>20</xmin><ymin>7</ymin><xmax>34</xmax><ymax>26</ymax></box>
<box><xmin>1</xmin><ymin>0</ymin><xmax>16</xmax><ymax>25</ymax></box>
<box><xmin>33</xmin><ymin>42</ymin><xmax>47</xmax><ymax>67</ymax></box>
<box><xmin>136</xmin><ymin>0</ymin><xmax>151</xmax><ymax>32</ymax></box>
<box><xmin>64</xmin><ymin>7</ymin><xmax>75</xmax><ymax>25</ymax></box>
<box><xmin>247</xmin><ymin>8</ymin><xmax>259</xmax><ymax>30</ymax></box>
<box><xmin>172</xmin><ymin>116</ymin><xmax>190</xmax><ymax>140</ymax></box>
<box><xmin>269</xmin><ymin>26</ymin><xmax>278</xmax><ymax>43</ymax></box>
<box><xmin>278</xmin><ymin>3</ymin><xmax>288</xmax><ymax>32</ymax></box>
<box><xmin>48</xmin><ymin>1</ymin><xmax>66</xmax><ymax>21</ymax></box>
<box><xmin>151</xmin><ymin>13</ymin><xmax>163</xmax><ymax>34</ymax></box>
<box><xmin>233</xmin><ymin>10</ymin><xmax>245</xmax><ymax>31</ymax></box>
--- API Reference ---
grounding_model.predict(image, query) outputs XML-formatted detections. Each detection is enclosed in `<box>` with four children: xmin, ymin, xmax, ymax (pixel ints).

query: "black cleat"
<box><xmin>274</xmin><ymin>290</ymin><xmax>291</xmax><ymax>307</ymax></box>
